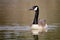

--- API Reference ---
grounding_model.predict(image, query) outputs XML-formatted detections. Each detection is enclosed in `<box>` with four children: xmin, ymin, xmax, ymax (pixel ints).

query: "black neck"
<box><xmin>33</xmin><ymin>9</ymin><xmax>39</xmax><ymax>24</ymax></box>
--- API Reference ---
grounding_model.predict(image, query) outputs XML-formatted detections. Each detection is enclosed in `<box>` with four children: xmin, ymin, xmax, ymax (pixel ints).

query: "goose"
<box><xmin>29</xmin><ymin>5</ymin><xmax>40</xmax><ymax>35</ymax></box>
<box><xmin>29</xmin><ymin>6</ymin><xmax>48</xmax><ymax>35</ymax></box>
<box><xmin>29</xmin><ymin>5</ymin><xmax>40</xmax><ymax>40</ymax></box>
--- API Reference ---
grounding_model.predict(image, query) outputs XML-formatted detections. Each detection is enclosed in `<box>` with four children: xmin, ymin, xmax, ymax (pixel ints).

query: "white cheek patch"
<box><xmin>34</xmin><ymin>7</ymin><xmax>37</xmax><ymax>11</ymax></box>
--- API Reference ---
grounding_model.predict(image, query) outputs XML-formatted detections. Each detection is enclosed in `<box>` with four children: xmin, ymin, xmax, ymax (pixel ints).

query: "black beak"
<box><xmin>29</xmin><ymin>9</ymin><xmax>33</xmax><ymax>10</ymax></box>
<box><xmin>29</xmin><ymin>8</ymin><xmax>33</xmax><ymax>10</ymax></box>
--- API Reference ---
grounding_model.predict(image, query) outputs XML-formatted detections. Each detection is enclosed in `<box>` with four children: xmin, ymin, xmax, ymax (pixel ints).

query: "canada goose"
<box><xmin>29</xmin><ymin>5</ymin><xmax>39</xmax><ymax>40</ymax></box>
<box><xmin>29</xmin><ymin>5</ymin><xmax>40</xmax><ymax>35</ymax></box>
<box><xmin>29</xmin><ymin>6</ymin><xmax>48</xmax><ymax>35</ymax></box>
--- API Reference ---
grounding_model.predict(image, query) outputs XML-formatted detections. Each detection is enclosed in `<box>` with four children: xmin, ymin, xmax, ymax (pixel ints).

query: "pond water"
<box><xmin>0</xmin><ymin>25</ymin><xmax>60</xmax><ymax>40</ymax></box>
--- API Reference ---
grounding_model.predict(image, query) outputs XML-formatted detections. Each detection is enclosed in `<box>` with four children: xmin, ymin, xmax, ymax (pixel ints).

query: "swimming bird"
<box><xmin>29</xmin><ymin>5</ymin><xmax>40</xmax><ymax>40</ymax></box>
<box><xmin>29</xmin><ymin>6</ymin><xmax>48</xmax><ymax>35</ymax></box>
<box><xmin>29</xmin><ymin>5</ymin><xmax>40</xmax><ymax>35</ymax></box>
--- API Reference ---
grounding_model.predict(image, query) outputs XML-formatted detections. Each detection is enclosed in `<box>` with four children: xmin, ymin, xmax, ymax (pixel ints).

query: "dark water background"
<box><xmin>0</xmin><ymin>24</ymin><xmax>60</xmax><ymax>40</ymax></box>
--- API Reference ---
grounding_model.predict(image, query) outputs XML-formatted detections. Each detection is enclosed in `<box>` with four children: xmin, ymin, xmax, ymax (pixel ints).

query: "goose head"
<box><xmin>29</xmin><ymin>5</ymin><xmax>39</xmax><ymax>11</ymax></box>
